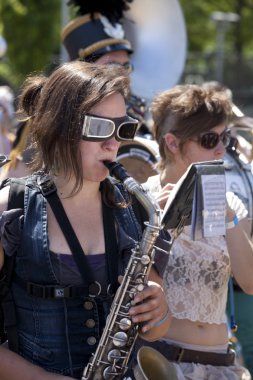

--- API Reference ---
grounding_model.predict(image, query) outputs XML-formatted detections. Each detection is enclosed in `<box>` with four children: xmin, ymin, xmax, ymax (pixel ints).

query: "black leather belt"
<box><xmin>143</xmin><ymin>341</ymin><xmax>235</xmax><ymax>367</ymax></box>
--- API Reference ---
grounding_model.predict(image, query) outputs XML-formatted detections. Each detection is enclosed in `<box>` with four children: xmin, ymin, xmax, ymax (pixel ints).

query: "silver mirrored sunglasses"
<box><xmin>82</xmin><ymin>114</ymin><xmax>139</xmax><ymax>142</ymax></box>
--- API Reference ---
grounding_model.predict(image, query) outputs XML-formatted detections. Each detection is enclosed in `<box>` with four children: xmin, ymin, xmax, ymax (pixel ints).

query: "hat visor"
<box><xmin>87</xmin><ymin>42</ymin><xmax>133</xmax><ymax>58</ymax></box>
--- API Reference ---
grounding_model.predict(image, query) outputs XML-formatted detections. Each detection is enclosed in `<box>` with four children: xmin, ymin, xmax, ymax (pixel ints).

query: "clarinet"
<box><xmin>82</xmin><ymin>161</ymin><xmax>162</xmax><ymax>380</ymax></box>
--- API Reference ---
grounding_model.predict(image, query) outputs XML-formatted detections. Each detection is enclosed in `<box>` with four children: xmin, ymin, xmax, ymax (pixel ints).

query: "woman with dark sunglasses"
<box><xmin>136</xmin><ymin>84</ymin><xmax>253</xmax><ymax>379</ymax></box>
<box><xmin>0</xmin><ymin>61</ymin><xmax>171</xmax><ymax>380</ymax></box>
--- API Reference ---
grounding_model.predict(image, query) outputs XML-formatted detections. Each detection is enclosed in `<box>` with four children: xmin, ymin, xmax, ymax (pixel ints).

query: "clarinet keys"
<box><xmin>119</xmin><ymin>318</ymin><xmax>132</xmax><ymax>331</ymax></box>
<box><xmin>112</xmin><ymin>331</ymin><xmax>128</xmax><ymax>347</ymax></box>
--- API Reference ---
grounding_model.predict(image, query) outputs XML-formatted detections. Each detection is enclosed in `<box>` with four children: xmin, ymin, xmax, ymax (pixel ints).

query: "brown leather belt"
<box><xmin>141</xmin><ymin>341</ymin><xmax>236</xmax><ymax>367</ymax></box>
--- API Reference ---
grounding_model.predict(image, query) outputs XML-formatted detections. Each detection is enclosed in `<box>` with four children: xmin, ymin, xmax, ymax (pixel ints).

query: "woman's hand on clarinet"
<box><xmin>129</xmin><ymin>281</ymin><xmax>168</xmax><ymax>330</ymax></box>
<box><xmin>117</xmin><ymin>268</ymin><xmax>171</xmax><ymax>340</ymax></box>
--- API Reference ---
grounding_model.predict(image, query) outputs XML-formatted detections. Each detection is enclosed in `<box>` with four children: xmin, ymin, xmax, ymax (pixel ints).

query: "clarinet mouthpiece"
<box><xmin>103</xmin><ymin>161</ymin><xmax>130</xmax><ymax>182</ymax></box>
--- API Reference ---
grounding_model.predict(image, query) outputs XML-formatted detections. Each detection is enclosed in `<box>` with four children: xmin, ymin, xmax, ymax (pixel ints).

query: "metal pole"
<box><xmin>60</xmin><ymin>0</ymin><xmax>69</xmax><ymax>63</ymax></box>
<box><xmin>210</xmin><ymin>12</ymin><xmax>240</xmax><ymax>83</ymax></box>
<box><xmin>215</xmin><ymin>21</ymin><xmax>226</xmax><ymax>83</ymax></box>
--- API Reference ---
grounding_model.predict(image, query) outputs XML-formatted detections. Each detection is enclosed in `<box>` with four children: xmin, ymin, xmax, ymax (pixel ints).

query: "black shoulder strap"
<box><xmin>45</xmin><ymin>190</ymin><xmax>96</xmax><ymax>286</ymax></box>
<box><xmin>8</xmin><ymin>178</ymin><xmax>25</xmax><ymax>210</ymax></box>
<box><xmin>0</xmin><ymin>177</ymin><xmax>25</xmax><ymax>352</ymax></box>
<box><xmin>38</xmin><ymin>178</ymin><xmax>119</xmax><ymax>293</ymax></box>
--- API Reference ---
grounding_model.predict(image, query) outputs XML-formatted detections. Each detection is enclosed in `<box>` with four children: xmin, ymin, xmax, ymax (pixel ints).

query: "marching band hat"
<box><xmin>61</xmin><ymin>0</ymin><xmax>133</xmax><ymax>61</ymax></box>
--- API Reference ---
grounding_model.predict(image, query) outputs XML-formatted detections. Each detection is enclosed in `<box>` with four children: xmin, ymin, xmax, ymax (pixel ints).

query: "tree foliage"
<box><xmin>0</xmin><ymin>0</ymin><xmax>253</xmax><ymax>92</ymax></box>
<box><xmin>0</xmin><ymin>0</ymin><xmax>61</xmax><ymax>89</ymax></box>
<box><xmin>179</xmin><ymin>0</ymin><xmax>253</xmax><ymax>92</ymax></box>
<box><xmin>180</xmin><ymin>0</ymin><xmax>253</xmax><ymax>55</ymax></box>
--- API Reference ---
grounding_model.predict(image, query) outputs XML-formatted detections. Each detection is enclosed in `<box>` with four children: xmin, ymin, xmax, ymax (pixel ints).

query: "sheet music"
<box><xmin>161</xmin><ymin>160</ymin><xmax>226</xmax><ymax>237</ymax></box>
<box><xmin>201</xmin><ymin>174</ymin><xmax>226</xmax><ymax>237</ymax></box>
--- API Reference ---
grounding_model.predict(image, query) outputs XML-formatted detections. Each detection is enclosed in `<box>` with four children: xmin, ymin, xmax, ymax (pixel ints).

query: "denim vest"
<box><xmin>9</xmin><ymin>173</ymin><xmax>141</xmax><ymax>378</ymax></box>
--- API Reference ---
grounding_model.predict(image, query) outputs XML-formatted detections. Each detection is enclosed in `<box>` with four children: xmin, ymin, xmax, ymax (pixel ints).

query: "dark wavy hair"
<box><xmin>17</xmin><ymin>61</ymin><xmax>130</xmax><ymax>200</ymax></box>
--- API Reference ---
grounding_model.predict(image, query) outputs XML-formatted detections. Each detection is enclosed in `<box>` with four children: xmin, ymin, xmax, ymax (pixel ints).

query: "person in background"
<box><xmin>61</xmin><ymin>0</ymin><xmax>148</xmax><ymax>132</ymax></box>
<box><xmin>137</xmin><ymin>84</ymin><xmax>253</xmax><ymax>380</ymax></box>
<box><xmin>202</xmin><ymin>81</ymin><xmax>253</xmax><ymax>376</ymax></box>
<box><xmin>0</xmin><ymin>61</ymin><xmax>170</xmax><ymax>380</ymax></box>
<box><xmin>0</xmin><ymin>0</ymin><xmax>149</xmax><ymax>182</ymax></box>
<box><xmin>0</xmin><ymin>119</ymin><xmax>33</xmax><ymax>181</ymax></box>
<box><xmin>0</xmin><ymin>85</ymin><xmax>16</xmax><ymax>156</ymax></box>
<box><xmin>62</xmin><ymin>0</ymin><xmax>132</xmax><ymax>64</ymax></box>
<box><xmin>201</xmin><ymin>81</ymin><xmax>252</xmax><ymax>163</ymax></box>
<box><xmin>226</xmin><ymin>115</ymin><xmax>253</xmax><ymax>376</ymax></box>
<box><xmin>228</xmin><ymin>115</ymin><xmax>253</xmax><ymax>163</ymax></box>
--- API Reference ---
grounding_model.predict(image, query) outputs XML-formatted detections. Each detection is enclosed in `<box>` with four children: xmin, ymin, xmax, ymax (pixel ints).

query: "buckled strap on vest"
<box><xmin>26</xmin><ymin>283</ymin><xmax>90</xmax><ymax>299</ymax></box>
<box><xmin>14</xmin><ymin>275</ymin><xmax>103</xmax><ymax>299</ymax></box>
<box><xmin>159</xmin><ymin>343</ymin><xmax>235</xmax><ymax>366</ymax></box>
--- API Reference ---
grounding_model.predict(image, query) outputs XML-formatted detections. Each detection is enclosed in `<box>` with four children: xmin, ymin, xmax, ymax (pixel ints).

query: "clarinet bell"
<box><xmin>135</xmin><ymin>346</ymin><xmax>179</xmax><ymax>380</ymax></box>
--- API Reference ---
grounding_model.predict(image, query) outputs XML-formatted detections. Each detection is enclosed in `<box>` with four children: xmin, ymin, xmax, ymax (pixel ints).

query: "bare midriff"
<box><xmin>164</xmin><ymin>318</ymin><xmax>228</xmax><ymax>346</ymax></box>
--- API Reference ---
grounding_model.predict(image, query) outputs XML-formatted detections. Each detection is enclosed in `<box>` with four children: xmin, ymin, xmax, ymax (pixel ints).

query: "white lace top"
<box><xmin>144</xmin><ymin>175</ymin><xmax>247</xmax><ymax>324</ymax></box>
<box><xmin>163</xmin><ymin>227</ymin><xmax>230</xmax><ymax>323</ymax></box>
